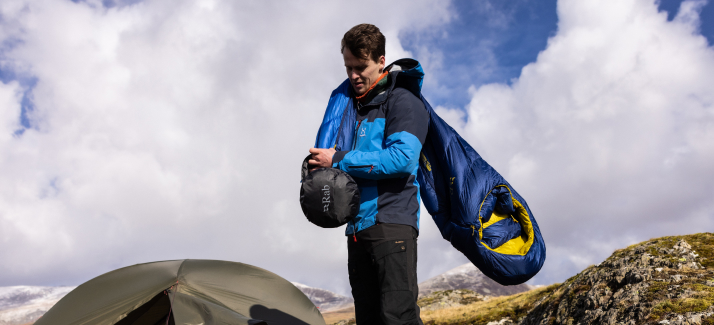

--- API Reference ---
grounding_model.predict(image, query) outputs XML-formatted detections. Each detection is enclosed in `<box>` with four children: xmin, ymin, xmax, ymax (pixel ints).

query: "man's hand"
<box><xmin>308</xmin><ymin>147</ymin><xmax>336</xmax><ymax>172</ymax></box>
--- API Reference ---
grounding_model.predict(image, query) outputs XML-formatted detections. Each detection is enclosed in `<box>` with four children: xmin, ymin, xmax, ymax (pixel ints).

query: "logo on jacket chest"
<box><xmin>359</xmin><ymin>127</ymin><xmax>366</xmax><ymax>137</ymax></box>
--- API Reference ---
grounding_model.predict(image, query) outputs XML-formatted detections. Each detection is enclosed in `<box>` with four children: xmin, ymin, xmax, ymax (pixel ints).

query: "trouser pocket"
<box><xmin>373</xmin><ymin>239</ymin><xmax>420</xmax><ymax>325</ymax></box>
<box><xmin>374</xmin><ymin>240</ymin><xmax>409</xmax><ymax>291</ymax></box>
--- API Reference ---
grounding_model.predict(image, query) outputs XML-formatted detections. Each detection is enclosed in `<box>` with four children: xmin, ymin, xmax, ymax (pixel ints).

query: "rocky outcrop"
<box><xmin>520</xmin><ymin>233</ymin><xmax>714</xmax><ymax>325</ymax></box>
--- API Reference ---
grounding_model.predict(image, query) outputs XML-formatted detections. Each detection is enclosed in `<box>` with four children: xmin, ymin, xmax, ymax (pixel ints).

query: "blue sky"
<box><xmin>1</xmin><ymin>0</ymin><xmax>713</xmax><ymax>297</ymax></box>
<box><xmin>660</xmin><ymin>0</ymin><xmax>714</xmax><ymax>39</ymax></box>
<box><xmin>0</xmin><ymin>44</ymin><xmax>36</xmax><ymax>135</ymax></box>
<box><xmin>402</xmin><ymin>0</ymin><xmax>558</xmax><ymax>108</ymax></box>
<box><xmin>403</xmin><ymin>0</ymin><xmax>713</xmax><ymax>109</ymax></box>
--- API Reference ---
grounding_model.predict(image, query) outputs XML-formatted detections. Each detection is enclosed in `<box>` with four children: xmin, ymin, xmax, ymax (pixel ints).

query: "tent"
<box><xmin>34</xmin><ymin>259</ymin><xmax>326</xmax><ymax>325</ymax></box>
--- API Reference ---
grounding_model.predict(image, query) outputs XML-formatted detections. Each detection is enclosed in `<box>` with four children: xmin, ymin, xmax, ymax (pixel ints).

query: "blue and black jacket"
<box><xmin>330</xmin><ymin>68</ymin><xmax>429</xmax><ymax>235</ymax></box>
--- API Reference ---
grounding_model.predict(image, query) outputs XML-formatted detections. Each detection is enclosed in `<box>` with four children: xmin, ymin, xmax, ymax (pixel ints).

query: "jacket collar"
<box><xmin>352</xmin><ymin>71</ymin><xmax>400</xmax><ymax>108</ymax></box>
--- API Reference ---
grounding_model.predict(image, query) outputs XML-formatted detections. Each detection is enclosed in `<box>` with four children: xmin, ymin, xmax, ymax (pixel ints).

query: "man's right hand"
<box><xmin>308</xmin><ymin>147</ymin><xmax>336</xmax><ymax>172</ymax></box>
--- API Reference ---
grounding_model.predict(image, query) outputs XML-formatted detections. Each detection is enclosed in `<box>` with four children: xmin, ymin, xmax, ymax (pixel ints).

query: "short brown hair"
<box><xmin>341</xmin><ymin>24</ymin><xmax>385</xmax><ymax>63</ymax></box>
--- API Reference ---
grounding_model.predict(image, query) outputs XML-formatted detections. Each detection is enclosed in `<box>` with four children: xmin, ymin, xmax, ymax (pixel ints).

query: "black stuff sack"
<box><xmin>300</xmin><ymin>155</ymin><xmax>360</xmax><ymax>228</ymax></box>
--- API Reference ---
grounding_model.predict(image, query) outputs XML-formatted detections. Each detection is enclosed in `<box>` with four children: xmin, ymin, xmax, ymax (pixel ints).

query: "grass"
<box><xmin>418</xmin><ymin>289</ymin><xmax>483</xmax><ymax>309</ymax></box>
<box><xmin>647</xmin><ymin>281</ymin><xmax>714</xmax><ymax>320</ymax></box>
<box><xmin>650</xmin><ymin>298</ymin><xmax>712</xmax><ymax>319</ymax></box>
<box><xmin>420</xmin><ymin>284</ymin><xmax>559</xmax><ymax>325</ymax></box>
<box><xmin>645</xmin><ymin>281</ymin><xmax>669</xmax><ymax>302</ymax></box>
<box><xmin>684</xmin><ymin>233</ymin><xmax>714</xmax><ymax>269</ymax></box>
<box><xmin>322</xmin><ymin>306</ymin><xmax>355</xmax><ymax>325</ymax></box>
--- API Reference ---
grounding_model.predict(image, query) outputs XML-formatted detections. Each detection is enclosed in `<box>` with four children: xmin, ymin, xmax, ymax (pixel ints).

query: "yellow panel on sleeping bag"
<box><xmin>478</xmin><ymin>186</ymin><xmax>535</xmax><ymax>256</ymax></box>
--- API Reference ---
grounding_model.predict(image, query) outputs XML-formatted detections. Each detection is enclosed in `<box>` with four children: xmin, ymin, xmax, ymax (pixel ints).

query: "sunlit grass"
<box><xmin>421</xmin><ymin>285</ymin><xmax>558</xmax><ymax>325</ymax></box>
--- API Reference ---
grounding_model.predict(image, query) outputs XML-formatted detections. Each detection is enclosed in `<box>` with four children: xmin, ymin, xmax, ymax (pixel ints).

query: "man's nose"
<box><xmin>349</xmin><ymin>71</ymin><xmax>360</xmax><ymax>80</ymax></box>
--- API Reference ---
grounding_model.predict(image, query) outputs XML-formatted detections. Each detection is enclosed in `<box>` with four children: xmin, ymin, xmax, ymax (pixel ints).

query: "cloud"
<box><xmin>0</xmin><ymin>0</ymin><xmax>452</xmax><ymax>293</ymax></box>
<box><xmin>438</xmin><ymin>0</ymin><xmax>714</xmax><ymax>283</ymax></box>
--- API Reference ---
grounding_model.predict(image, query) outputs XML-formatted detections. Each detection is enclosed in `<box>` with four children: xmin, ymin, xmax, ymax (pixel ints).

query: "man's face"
<box><xmin>343</xmin><ymin>48</ymin><xmax>385</xmax><ymax>96</ymax></box>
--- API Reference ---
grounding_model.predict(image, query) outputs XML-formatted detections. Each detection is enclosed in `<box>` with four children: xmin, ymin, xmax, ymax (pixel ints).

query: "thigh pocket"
<box><xmin>373</xmin><ymin>240</ymin><xmax>410</xmax><ymax>293</ymax></box>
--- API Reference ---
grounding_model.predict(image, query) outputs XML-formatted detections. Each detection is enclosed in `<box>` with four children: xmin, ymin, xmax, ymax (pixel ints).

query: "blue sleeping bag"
<box><xmin>314</xmin><ymin>58</ymin><xmax>545</xmax><ymax>285</ymax></box>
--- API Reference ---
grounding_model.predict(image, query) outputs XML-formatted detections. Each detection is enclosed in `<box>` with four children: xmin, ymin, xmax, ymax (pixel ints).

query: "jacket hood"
<box><xmin>358</xmin><ymin>58</ymin><xmax>426</xmax><ymax>107</ymax></box>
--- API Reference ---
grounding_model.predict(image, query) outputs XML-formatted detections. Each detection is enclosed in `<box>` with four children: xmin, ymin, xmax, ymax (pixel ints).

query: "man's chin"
<box><xmin>351</xmin><ymin>83</ymin><xmax>366</xmax><ymax>95</ymax></box>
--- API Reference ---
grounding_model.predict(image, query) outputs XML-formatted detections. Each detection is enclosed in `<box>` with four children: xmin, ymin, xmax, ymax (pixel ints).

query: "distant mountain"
<box><xmin>418</xmin><ymin>263</ymin><xmax>534</xmax><ymax>298</ymax></box>
<box><xmin>0</xmin><ymin>286</ymin><xmax>74</xmax><ymax>325</ymax></box>
<box><xmin>291</xmin><ymin>282</ymin><xmax>353</xmax><ymax>312</ymax></box>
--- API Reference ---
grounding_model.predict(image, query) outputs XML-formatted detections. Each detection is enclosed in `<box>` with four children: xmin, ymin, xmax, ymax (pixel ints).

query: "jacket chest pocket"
<box><xmin>353</xmin><ymin>119</ymin><xmax>384</xmax><ymax>151</ymax></box>
<box><xmin>354</xmin><ymin>120</ymin><xmax>369</xmax><ymax>149</ymax></box>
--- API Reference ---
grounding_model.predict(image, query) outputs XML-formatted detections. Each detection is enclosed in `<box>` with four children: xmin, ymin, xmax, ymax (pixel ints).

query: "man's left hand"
<box><xmin>308</xmin><ymin>147</ymin><xmax>336</xmax><ymax>171</ymax></box>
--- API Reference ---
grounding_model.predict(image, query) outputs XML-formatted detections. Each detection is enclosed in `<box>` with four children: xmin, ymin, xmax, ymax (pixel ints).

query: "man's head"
<box><xmin>341</xmin><ymin>24</ymin><xmax>386</xmax><ymax>96</ymax></box>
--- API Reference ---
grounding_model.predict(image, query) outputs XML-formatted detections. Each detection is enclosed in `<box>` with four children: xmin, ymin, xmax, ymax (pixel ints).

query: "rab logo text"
<box><xmin>322</xmin><ymin>185</ymin><xmax>331</xmax><ymax>212</ymax></box>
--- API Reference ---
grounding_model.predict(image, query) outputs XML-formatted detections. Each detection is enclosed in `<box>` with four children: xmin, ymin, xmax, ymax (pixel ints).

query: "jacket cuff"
<box><xmin>332</xmin><ymin>150</ymin><xmax>348</xmax><ymax>167</ymax></box>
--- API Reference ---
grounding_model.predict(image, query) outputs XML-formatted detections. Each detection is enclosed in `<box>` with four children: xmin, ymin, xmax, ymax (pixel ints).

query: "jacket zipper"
<box><xmin>349</xmin><ymin>119</ymin><xmax>373</xmax><ymax>172</ymax></box>
<box><xmin>352</xmin><ymin>119</ymin><xmax>363</xmax><ymax>150</ymax></box>
<box><xmin>348</xmin><ymin>165</ymin><xmax>374</xmax><ymax>173</ymax></box>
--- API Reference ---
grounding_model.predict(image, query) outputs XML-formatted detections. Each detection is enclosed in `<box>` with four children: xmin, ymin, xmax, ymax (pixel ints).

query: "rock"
<box><xmin>673</xmin><ymin>240</ymin><xmax>692</xmax><ymax>252</ymax></box>
<box><xmin>518</xmin><ymin>236</ymin><xmax>714</xmax><ymax>325</ymax></box>
<box><xmin>487</xmin><ymin>318</ymin><xmax>515</xmax><ymax>325</ymax></box>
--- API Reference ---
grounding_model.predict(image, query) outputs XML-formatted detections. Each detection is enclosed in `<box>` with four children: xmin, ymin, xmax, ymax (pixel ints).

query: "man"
<box><xmin>308</xmin><ymin>24</ymin><xmax>428</xmax><ymax>325</ymax></box>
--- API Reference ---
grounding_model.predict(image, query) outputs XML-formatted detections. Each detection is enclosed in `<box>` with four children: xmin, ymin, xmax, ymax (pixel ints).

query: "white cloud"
<box><xmin>0</xmin><ymin>0</ymin><xmax>452</xmax><ymax>293</ymax></box>
<box><xmin>445</xmin><ymin>0</ymin><xmax>714</xmax><ymax>284</ymax></box>
<box><xmin>0</xmin><ymin>82</ymin><xmax>21</xmax><ymax>140</ymax></box>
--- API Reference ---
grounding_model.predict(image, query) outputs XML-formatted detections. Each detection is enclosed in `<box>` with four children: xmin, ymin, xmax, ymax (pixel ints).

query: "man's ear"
<box><xmin>379</xmin><ymin>55</ymin><xmax>386</xmax><ymax>72</ymax></box>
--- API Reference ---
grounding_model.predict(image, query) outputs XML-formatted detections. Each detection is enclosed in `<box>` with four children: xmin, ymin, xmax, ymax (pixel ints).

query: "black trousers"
<box><xmin>347</xmin><ymin>224</ymin><xmax>423</xmax><ymax>325</ymax></box>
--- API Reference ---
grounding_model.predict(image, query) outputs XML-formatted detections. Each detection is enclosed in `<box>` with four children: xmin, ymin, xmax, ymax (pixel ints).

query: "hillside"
<box><xmin>419</xmin><ymin>263</ymin><xmax>534</xmax><ymax>298</ymax></box>
<box><xmin>419</xmin><ymin>232</ymin><xmax>714</xmax><ymax>325</ymax></box>
<box><xmin>290</xmin><ymin>282</ymin><xmax>353</xmax><ymax>312</ymax></box>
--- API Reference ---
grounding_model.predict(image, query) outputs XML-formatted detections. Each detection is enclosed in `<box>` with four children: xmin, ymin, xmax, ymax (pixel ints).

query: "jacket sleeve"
<box><xmin>331</xmin><ymin>89</ymin><xmax>429</xmax><ymax>180</ymax></box>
